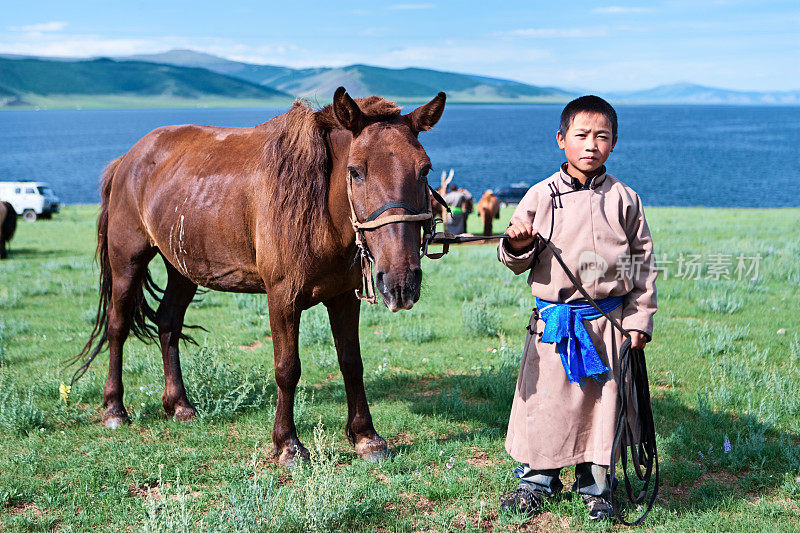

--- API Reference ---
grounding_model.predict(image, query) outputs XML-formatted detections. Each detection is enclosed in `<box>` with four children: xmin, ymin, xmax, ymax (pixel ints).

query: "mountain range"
<box><xmin>1</xmin><ymin>49</ymin><xmax>798</xmax><ymax>108</ymax></box>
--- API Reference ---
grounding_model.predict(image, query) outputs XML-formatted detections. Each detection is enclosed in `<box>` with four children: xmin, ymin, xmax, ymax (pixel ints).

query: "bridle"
<box><xmin>345</xmin><ymin>171</ymin><xmax>450</xmax><ymax>304</ymax></box>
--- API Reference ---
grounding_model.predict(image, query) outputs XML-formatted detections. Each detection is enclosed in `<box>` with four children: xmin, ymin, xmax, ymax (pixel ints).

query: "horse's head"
<box><xmin>331</xmin><ymin>87</ymin><xmax>446</xmax><ymax>312</ymax></box>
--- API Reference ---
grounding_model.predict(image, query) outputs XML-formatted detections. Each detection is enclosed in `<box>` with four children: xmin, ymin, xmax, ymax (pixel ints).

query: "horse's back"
<box><xmin>107</xmin><ymin>124</ymin><xmax>268</xmax><ymax>291</ymax></box>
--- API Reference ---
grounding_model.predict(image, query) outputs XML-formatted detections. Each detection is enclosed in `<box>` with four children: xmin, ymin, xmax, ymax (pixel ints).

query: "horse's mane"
<box><xmin>261</xmin><ymin>97</ymin><xmax>401</xmax><ymax>297</ymax></box>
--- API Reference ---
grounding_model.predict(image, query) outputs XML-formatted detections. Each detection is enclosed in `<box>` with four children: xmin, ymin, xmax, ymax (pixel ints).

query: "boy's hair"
<box><xmin>559</xmin><ymin>95</ymin><xmax>618</xmax><ymax>139</ymax></box>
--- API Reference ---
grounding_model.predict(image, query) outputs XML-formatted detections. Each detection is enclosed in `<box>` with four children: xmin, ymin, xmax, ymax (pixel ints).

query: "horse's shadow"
<box><xmin>2</xmin><ymin>247</ymin><xmax>70</xmax><ymax>259</ymax></box>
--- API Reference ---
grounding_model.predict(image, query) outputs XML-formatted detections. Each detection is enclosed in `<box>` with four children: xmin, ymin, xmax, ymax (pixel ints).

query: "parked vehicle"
<box><xmin>0</xmin><ymin>181</ymin><xmax>60</xmax><ymax>221</ymax></box>
<box><xmin>494</xmin><ymin>182</ymin><xmax>531</xmax><ymax>207</ymax></box>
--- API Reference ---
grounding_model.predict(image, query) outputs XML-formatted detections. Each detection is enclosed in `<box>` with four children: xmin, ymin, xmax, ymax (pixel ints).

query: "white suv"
<box><xmin>0</xmin><ymin>181</ymin><xmax>61</xmax><ymax>221</ymax></box>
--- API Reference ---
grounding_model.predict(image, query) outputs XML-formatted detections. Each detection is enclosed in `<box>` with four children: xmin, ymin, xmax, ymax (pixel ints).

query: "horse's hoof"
<box><xmin>355</xmin><ymin>436</ymin><xmax>391</xmax><ymax>462</ymax></box>
<box><xmin>172</xmin><ymin>405</ymin><xmax>198</xmax><ymax>422</ymax></box>
<box><xmin>362</xmin><ymin>448</ymin><xmax>392</xmax><ymax>463</ymax></box>
<box><xmin>102</xmin><ymin>415</ymin><xmax>129</xmax><ymax>429</ymax></box>
<box><xmin>277</xmin><ymin>445</ymin><xmax>310</xmax><ymax>469</ymax></box>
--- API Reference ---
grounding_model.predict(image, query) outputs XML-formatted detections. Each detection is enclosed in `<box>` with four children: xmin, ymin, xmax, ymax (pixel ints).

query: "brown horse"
<box><xmin>0</xmin><ymin>201</ymin><xmax>17</xmax><ymax>259</ymax></box>
<box><xmin>476</xmin><ymin>190</ymin><xmax>500</xmax><ymax>236</ymax></box>
<box><xmin>76</xmin><ymin>87</ymin><xmax>446</xmax><ymax>464</ymax></box>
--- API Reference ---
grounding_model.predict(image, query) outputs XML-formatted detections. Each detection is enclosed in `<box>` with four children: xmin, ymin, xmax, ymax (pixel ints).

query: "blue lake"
<box><xmin>0</xmin><ymin>104</ymin><xmax>798</xmax><ymax>207</ymax></box>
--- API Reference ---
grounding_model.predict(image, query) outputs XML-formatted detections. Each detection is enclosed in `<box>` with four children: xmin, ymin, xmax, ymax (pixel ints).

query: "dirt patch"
<box><xmin>693</xmin><ymin>470</ymin><xmax>739</xmax><ymax>490</ymax></box>
<box><xmin>510</xmin><ymin>511</ymin><xmax>572</xmax><ymax>532</ymax></box>
<box><xmin>415</xmin><ymin>388</ymin><xmax>442</xmax><ymax>398</ymax></box>
<box><xmin>8</xmin><ymin>501</ymin><xmax>43</xmax><ymax>517</ymax></box>
<box><xmin>238</xmin><ymin>340</ymin><xmax>263</xmax><ymax>351</ymax></box>
<box><xmin>400</xmin><ymin>492</ymin><xmax>434</xmax><ymax>513</ymax></box>
<box><xmin>391</xmin><ymin>432</ymin><xmax>415</xmax><ymax>446</ymax></box>
<box><xmin>129</xmin><ymin>482</ymin><xmax>160</xmax><ymax>500</ymax></box>
<box><xmin>670</xmin><ymin>470</ymin><xmax>739</xmax><ymax>501</ymax></box>
<box><xmin>466</xmin><ymin>446</ymin><xmax>494</xmax><ymax>467</ymax></box>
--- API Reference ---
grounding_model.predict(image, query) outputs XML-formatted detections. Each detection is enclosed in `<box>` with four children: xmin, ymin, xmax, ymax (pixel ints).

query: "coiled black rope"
<box><xmin>609</xmin><ymin>337</ymin><xmax>659</xmax><ymax>526</ymax></box>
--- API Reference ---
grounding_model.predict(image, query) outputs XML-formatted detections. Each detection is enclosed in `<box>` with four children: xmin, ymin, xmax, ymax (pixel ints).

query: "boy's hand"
<box><xmin>629</xmin><ymin>331</ymin><xmax>648</xmax><ymax>350</ymax></box>
<box><xmin>506</xmin><ymin>223</ymin><xmax>538</xmax><ymax>252</ymax></box>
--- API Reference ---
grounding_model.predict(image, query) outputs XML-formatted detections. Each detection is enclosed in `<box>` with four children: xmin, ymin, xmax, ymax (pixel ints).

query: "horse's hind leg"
<box><xmin>103</xmin><ymin>246</ymin><xmax>156</xmax><ymax>428</ymax></box>
<box><xmin>156</xmin><ymin>260</ymin><xmax>199</xmax><ymax>421</ymax></box>
<box><xmin>325</xmin><ymin>291</ymin><xmax>389</xmax><ymax>462</ymax></box>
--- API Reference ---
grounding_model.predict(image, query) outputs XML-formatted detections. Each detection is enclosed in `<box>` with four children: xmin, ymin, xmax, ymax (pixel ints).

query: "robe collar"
<box><xmin>559</xmin><ymin>162</ymin><xmax>608</xmax><ymax>190</ymax></box>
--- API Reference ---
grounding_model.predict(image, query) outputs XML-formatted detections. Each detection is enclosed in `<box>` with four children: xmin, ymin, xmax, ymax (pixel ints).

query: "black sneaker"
<box><xmin>581</xmin><ymin>494</ymin><xmax>614</xmax><ymax>521</ymax></box>
<box><xmin>499</xmin><ymin>486</ymin><xmax>545</xmax><ymax>515</ymax></box>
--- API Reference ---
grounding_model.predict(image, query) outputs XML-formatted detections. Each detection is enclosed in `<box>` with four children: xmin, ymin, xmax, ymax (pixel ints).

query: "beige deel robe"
<box><xmin>498</xmin><ymin>165</ymin><xmax>657</xmax><ymax>469</ymax></box>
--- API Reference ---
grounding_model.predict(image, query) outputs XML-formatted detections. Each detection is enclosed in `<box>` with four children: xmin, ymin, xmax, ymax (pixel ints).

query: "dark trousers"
<box><xmin>514</xmin><ymin>463</ymin><xmax>611</xmax><ymax>497</ymax></box>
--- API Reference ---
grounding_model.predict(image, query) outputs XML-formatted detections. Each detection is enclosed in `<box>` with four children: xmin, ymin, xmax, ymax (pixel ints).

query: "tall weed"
<box><xmin>0</xmin><ymin>288</ymin><xmax>22</xmax><ymax>309</ymax></box>
<box><xmin>461</xmin><ymin>298</ymin><xmax>499</xmax><ymax>337</ymax></box>
<box><xmin>0</xmin><ymin>377</ymin><xmax>48</xmax><ymax>436</ymax></box>
<box><xmin>300</xmin><ymin>306</ymin><xmax>333</xmax><ymax>347</ymax></box>
<box><xmin>184</xmin><ymin>346</ymin><xmax>273</xmax><ymax>419</ymax></box>
<box><xmin>141</xmin><ymin>467</ymin><xmax>196</xmax><ymax>533</ymax></box>
<box><xmin>699</xmin><ymin>290</ymin><xmax>744</xmax><ymax>314</ymax></box>
<box><xmin>285</xmin><ymin>421</ymin><xmax>389</xmax><ymax>532</ymax></box>
<box><xmin>400</xmin><ymin>320</ymin><xmax>436</xmax><ymax>343</ymax></box>
<box><xmin>693</xmin><ymin>322</ymin><xmax>750</xmax><ymax>357</ymax></box>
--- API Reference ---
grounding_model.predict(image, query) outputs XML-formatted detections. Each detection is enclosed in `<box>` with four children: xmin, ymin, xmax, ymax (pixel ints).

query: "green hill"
<box><xmin>0</xmin><ymin>57</ymin><xmax>292</xmax><ymax>108</ymax></box>
<box><xmin>256</xmin><ymin>64</ymin><xmax>572</xmax><ymax>102</ymax></box>
<box><xmin>121</xmin><ymin>49</ymin><xmax>294</xmax><ymax>86</ymax></box>
<box><xmin>117</xmin><ymin>50</ymin><xmax>572</xmax><ymax>103</ymax></box>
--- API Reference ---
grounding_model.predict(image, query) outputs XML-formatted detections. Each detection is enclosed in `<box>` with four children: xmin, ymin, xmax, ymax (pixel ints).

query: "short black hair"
<box><xmin>559</xmin><ymin>95</ymin><xmax>618</xmax><ymax>139</ymax></box>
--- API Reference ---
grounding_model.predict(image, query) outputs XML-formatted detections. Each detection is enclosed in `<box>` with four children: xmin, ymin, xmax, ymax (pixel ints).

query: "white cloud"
<box><xmin>358</xmin><ymin>27</ymin><xmax>391</xmax><ymax>37</ymax></box>
<box><xmin>498</xmin><ymin>28</ymin><xmax>610</xmax><ymax>38</ymax></box>
<box><xmin>387</xmin><ymin>4</ymin><xmax>436</xmax><ymax>10</ymax></box>
<box><xmin>593</xmin><ymin>6</ymin><xmax>653</xmax><ymax>14</ymax></box>
<box><xmin>1</xmin><ymin>36</ymin><xmax>174</xmax><ymax>57</ymax></box>
<box><xmin>10</xmin><ymin>21</ymin><xmax>68</xmax><ymax>33</ymax></box>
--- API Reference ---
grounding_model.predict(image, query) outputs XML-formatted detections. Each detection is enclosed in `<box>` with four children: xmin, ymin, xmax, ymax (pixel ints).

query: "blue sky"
<box><xmin>2</xmin><ymin>1</ymin><xmax>798</xmax><ymax>91</ymax></box>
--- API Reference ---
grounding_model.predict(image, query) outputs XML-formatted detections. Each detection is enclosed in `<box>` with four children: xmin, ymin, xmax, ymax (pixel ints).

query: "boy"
<box><xmin>497</xmin><ymin>96</ymin><xmax>657</xmax><ymax>520</ymax></box>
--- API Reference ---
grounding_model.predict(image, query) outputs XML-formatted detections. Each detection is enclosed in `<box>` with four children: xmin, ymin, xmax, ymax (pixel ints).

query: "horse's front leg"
<box><xmin>267</xmin><ymin>295</ymin><xmax>308</xmax><ymax>466</ymax></box>
<box><xmin>324</xmin><ymin>290</ymin><xmax>389</xmax><ymax>461</ymax></box>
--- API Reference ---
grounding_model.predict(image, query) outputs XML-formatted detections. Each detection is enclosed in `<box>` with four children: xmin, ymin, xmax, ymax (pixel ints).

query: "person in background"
<box><xmin>443</xmin><ymin>183</ymin><xmax>473</xmax><ymax>234</ymax></box>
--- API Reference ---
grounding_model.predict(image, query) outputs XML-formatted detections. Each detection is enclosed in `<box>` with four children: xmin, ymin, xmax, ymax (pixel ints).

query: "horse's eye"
<box><xmin>348</xmin><ymin>167</ymin><xmax>361</xmax><ymax>180</ymax></box>
<box><xmin>420</xmin><ymin>165</ymin><xmax>432</xmax><ymax>179</ymax></box>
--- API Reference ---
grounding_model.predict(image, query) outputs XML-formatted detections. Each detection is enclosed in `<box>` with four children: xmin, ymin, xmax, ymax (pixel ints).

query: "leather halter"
<box><xmin>345</xmin><ymin>172</ymin><xmax>449</xmax><ymax>304</ymax></box>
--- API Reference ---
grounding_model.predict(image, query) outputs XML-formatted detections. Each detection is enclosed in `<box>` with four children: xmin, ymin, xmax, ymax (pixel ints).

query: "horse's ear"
<box><xmin>406</xmin><ymin>92</ymin><xmax>446</xmax><ymax>133</ymax></box>
<box><xmin>332</xmin><ymin>87</ymin><xmax>364</xmax><ymax>135</ymax></box>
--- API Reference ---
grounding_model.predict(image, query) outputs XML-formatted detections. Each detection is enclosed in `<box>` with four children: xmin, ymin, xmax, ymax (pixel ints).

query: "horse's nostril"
<box><xmin>412</xmin><ymin>267</ymin><xmax>422</xmax><ymax>286</ymax></box>
<box><xmin>375</xmin><ymin>270</ymin><xmax>385</xmax><ymax>290</ymax></box>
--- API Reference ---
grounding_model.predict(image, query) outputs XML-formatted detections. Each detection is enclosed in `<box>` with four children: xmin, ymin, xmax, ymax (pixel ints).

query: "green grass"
<box><xmin>0</xmin><ymin>205</ymin><xmax>799</xmax><ymax>531</ymax></box>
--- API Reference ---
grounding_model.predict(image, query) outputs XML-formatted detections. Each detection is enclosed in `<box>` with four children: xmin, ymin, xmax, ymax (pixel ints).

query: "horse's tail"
<box><xmin>69</xmin><ymin>158</ymin><xmax>124</xmax><ymax>385</ymax></box>
<box><xmin>69</xmin><ymin>158</ymin><xmax>197</xmax><ymax>385</ymax></box>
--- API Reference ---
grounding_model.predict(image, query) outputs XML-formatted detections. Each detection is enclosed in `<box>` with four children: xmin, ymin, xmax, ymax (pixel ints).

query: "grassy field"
<box><xmin>0</xmin><ymin>205</ymin><xmax>799</xmax><ymax>532</ymax></box>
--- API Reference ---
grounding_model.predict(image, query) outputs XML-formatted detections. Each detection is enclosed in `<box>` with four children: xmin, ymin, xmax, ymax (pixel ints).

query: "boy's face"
<box><xmin>556</xmin><ymin>111</ymin><xmax>616</xmax><ymax>178</ymax></box>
